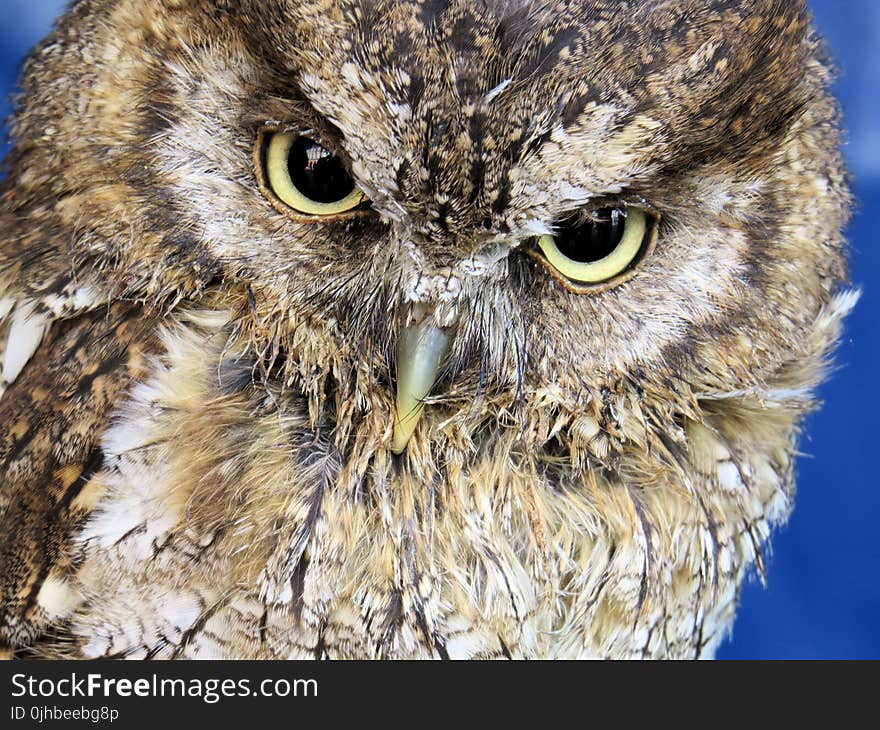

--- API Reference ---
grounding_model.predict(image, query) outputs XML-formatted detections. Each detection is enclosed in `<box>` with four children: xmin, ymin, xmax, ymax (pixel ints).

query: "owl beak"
<box><xmin>391</xmin><ymin>319</ymin><xmax>451</xmax><ymax>454</ymax></box>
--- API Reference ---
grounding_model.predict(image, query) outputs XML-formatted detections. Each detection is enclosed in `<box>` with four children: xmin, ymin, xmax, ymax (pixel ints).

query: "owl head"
<box><xmin>0</xmin><ymin>1</ymin><xmax>853</xmax><ymax>639</ymax></box>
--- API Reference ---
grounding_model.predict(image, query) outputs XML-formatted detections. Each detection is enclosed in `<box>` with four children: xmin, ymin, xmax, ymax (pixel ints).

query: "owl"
<box><xmin>0</xmin><ymin>0</ymin><xmax>854</xmax><ymax>660</ymax></box>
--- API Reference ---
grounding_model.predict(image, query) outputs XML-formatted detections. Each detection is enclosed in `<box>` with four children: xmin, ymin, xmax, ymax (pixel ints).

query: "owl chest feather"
<box><xmin>44</xmin><ymin>310</ymin><xmax>795</xmax><ymax>660</ymax></box>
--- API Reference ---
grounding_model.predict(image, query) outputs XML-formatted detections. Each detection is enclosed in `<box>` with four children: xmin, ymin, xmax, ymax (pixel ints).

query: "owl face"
<box><xmin>0</xmin><ymin>0</ymin><xmax>854</xmax><ymax>659</ymax></box>
<box><xmin>3</xmin><ymin>0</ymin><xmax>848</xmax><ymax>462</ymax></box>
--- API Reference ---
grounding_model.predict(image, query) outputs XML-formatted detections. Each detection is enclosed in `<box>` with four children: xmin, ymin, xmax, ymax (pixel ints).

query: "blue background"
<box><xmin>1</xmin><ymin>1</ymin><xmax>876</xmax><ymax>659</ymax></box>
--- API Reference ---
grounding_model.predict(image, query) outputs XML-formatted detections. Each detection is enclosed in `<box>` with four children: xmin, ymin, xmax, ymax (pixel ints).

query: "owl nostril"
<box><xmin>403</xmin><ymin>301</ymin><xmax>435</xmax><ymax>328</ymax></box>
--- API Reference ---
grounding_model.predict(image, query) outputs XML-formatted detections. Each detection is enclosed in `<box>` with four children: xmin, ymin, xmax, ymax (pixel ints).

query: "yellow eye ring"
<box><xmin>261</xmin><ymin>130</ymin><xmax>366</xmax><ymax>217</ymax></box>
<box><xmin>533</xmin><ymin>207</ymin><xmax>655</xmax><ymax>292</ymax></box>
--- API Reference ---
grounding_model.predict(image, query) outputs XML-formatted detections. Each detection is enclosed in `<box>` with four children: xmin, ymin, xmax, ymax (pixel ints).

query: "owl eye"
<box><xmin>534</xmin><ymin>207</ymin><xmax>656</xmax><ymax>290</ymax></box>
<box><xmin>261</xmin><ymin>131</ymin><xmax>367</xmax><ymax>216</ymax></box>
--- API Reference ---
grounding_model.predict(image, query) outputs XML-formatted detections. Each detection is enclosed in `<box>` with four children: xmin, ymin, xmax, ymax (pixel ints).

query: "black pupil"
<box><xmin>554</xmin><ymin>208</ymin><xmax>627</xmax><ymax>263</ymax></box>
<box><xmin>287</xmin><ymin>137</ymin><xmax>356</xmax><ymax>204</ymax></box>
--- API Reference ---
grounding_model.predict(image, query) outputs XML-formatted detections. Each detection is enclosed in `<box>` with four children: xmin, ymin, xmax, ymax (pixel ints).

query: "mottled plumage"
<box><xmin>0</xmin><ymin>0</ymin><xmax>853</xmax><ymax>659</ymax></box>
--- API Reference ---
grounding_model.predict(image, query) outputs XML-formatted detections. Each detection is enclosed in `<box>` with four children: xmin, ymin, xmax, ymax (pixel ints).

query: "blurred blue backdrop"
<box><xmin>1</xmin><ymin>1</ymin><xmax>876</xmax><ymax>659</ymax></box>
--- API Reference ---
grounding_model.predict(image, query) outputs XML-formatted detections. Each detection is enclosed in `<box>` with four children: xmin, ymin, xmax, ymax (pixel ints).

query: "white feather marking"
<box><xmin>696</xmin><ymin>386</ymin><xmax>814</xmax><ymax>402</ymax></box>
<box><xmin>522</xmin><ymin>218</ymin><xmax>553</xmax><ymax>237</ymax></box>
<box><xmin>156</xmin><ymin>594</ymin><xmax>202</xmax><ymax>633</ymax></box>
<box><xmin>445</xmin><ymin>631</ymin><xmax>493</xmax><ymax>659</ymax></box>
<box><xmin>36</xmin><ymin>577</ymin><xmax>83</xmax><ymax>620</ymax></box>
<box><xmin>823</xmin><ymin>288</ymin><xmax>861</xmax><ymax>324</ymax></box>
<box><xmin>80</xmin><ymin>636</ymin><xmax>111</xmax><ymax>659</ymax></box>
<box><xmin>483</xmin><ymin>78</ymin><xmax>511</xmax><ymax>104</ymax></box>
<box><xmin>2</xmin><ymin>301</ymin><xmax>49</xmax><ymax>387</ymax></box>
<box><xmin>716</xmin><ymin>462</ymin><xmax>743</xmax><ymax>491</ymax></box>
<box><xmin>44</xmin><ymin>285</ymin><xmax>102</xmax><ymax>316</ymax></box>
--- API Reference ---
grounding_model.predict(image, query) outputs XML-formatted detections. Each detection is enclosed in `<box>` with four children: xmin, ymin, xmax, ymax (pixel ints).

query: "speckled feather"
<box><xmin>0</xmin><ymin>0</ymin><xmax>853</xmax><ymax>658</ymax></box>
